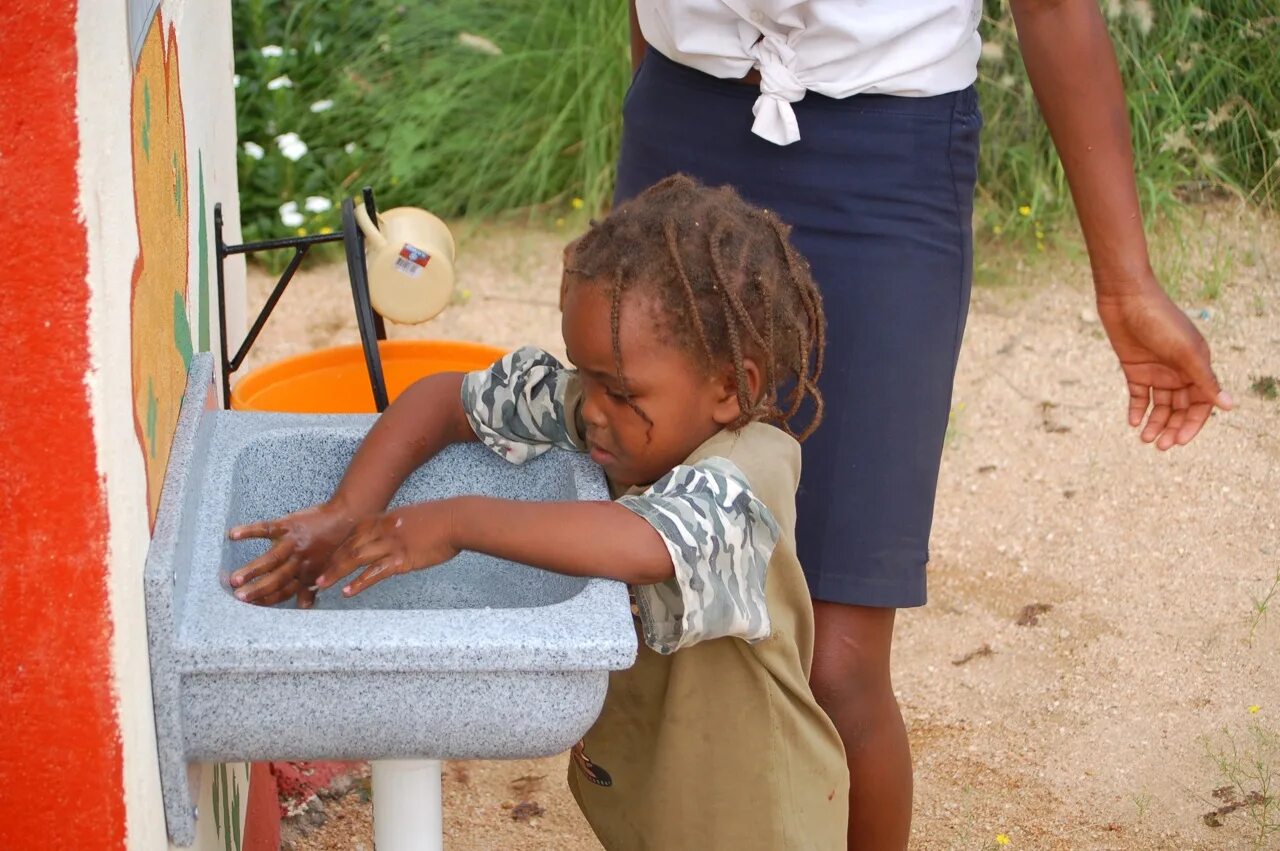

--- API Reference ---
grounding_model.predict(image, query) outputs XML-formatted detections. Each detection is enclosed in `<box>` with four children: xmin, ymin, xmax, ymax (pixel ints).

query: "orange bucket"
<box><xmin>230</xmin><ymin>339</ymin><xmax>506</xmax><ymax>414</ymax></box>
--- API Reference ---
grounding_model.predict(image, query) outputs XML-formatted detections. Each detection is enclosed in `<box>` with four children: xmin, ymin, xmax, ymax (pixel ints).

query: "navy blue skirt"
<box><xmin>614</xmin><ymin>49</ymin><xmax>982</xmax><ymax>608</ymax></box>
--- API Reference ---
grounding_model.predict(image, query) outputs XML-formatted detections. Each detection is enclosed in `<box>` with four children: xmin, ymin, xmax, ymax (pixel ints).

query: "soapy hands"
<box><xmin>228</xmin><ymin>500</ymin><xmax>460</xmax><ymax>606</ymax></box>
<box><xmin>228</xmin><ymin>499</ymin><xmax>362</xmax><ymax>608</ymax></box>
<box><xmin>314</xmin><ymin>501</ymin><xmax>461</xmax><ymax>598</ymax></box>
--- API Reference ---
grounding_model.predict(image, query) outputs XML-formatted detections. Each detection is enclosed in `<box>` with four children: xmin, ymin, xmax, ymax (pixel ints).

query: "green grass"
<box><xmin>232</xmin><ymin>1</ymin><xmax>1279</xmax><ymax>243</ymax></box>
<box><xmin>975</xmin><ymin>0</ymin><xmax>1280</xmax><ymax>244</ymax></box>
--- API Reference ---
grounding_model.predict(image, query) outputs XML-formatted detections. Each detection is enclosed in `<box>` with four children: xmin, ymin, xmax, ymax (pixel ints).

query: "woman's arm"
<box><xmin>629</xmin><ymin>0</ymin><xmax>645</xmax><ymax>73</ymax></box>
<box><xmin>1010</xmin><ymin>0</ymin><xmax>1232</xmax><ymax>448</ymax></box>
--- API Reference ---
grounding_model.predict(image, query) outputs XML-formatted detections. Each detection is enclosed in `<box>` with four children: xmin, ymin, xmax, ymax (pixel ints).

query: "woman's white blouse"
<box><xmin>635</xmin><ymin>0</ymin><xmax>983</xmax><ymax>145</ymax></box>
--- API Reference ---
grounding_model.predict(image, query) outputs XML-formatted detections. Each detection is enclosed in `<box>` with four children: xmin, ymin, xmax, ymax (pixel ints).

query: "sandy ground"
<box><xmin>241</xmin><ymin>203</ymin><xmax>1280</xmax><ymax>850</ymax></box>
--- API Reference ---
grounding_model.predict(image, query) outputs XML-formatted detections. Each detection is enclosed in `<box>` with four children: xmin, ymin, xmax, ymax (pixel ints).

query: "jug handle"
<box><xmin>353</xmin><ymin>202</ymin><xmax>388</xmax><ymax>249</ymax></box>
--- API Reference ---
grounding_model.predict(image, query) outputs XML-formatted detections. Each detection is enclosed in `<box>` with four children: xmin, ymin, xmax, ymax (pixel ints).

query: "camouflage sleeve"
<box><xmin>460</xmin><ymin>346</ymin><xmax>586</xmax><ymax>464</ymax></box>
<box><xmin>617</xmin><ymin>457</ymin><xmax>777</xmax><ymax>654</ymax></box>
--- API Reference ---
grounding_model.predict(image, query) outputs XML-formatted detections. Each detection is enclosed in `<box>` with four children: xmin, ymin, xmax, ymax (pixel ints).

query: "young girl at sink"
<box><xmin>229</xmin><ymin>174</ymin><xmax>848</xmax><ymax>848</ymax></box>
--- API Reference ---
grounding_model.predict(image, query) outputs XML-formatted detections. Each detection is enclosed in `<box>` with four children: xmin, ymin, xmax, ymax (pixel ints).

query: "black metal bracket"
<box><xmin>214</xmin><ymin>187</ymin><xmax>390</xmax><ymax>412</ymax></box>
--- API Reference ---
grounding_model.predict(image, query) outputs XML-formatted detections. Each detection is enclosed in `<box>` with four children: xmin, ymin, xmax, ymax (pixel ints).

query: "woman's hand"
<box><xmin>315</xmin><ymin>502</ymin><xmax>461</xmax><ymax>598</ymax></box>
<box><xmin>228</xmin><ymin>499</ymin><xmax>362</xmax><ymax>608</ymax></box>
<box><xmin>1095</xmin><ymin>281</ymin><xmax>1233</xmax><ymax>450</ymax></box>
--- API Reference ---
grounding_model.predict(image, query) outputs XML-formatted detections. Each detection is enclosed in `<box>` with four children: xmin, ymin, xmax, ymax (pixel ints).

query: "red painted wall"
<box><xmin>0</xmin><ymin>4</ymin><xmax>126</xmax><ymax>849</ymax></box>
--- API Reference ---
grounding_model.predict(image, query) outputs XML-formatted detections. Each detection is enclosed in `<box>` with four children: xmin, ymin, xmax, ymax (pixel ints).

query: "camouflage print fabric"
<box><xmin>618</xmin><ymin>458</ymin><xmax>777</xmax><ymax>654</ymax></box>
<box><xmin>461</xmin><ymin>346</ymin><xmax>586</xmax><ymax>464</ymax></box>
<box><xmin>461</xmin><ymin>347</ymin><xmax>777</xmax><ymax>654</ymax></box>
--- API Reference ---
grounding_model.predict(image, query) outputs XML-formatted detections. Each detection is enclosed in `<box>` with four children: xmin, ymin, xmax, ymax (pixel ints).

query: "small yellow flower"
<box><xmin>996</xmin><ymin>835</ymin><xmax>1011</xmax><ymax>846</ymax></box>
<box><xmin>992</xmin><ymin>224</ymin><xmax>1004</xmax><ymax>235</ymax></box>
<box><xmin>1249</xmin><ymin>705</ymin><xmax>1261</xmax><ymax>714</ymax></box>
<box><xmin>1035</xmin><ymin>230</ymin><xmax>1045</xmax><ymax>239</ymax></box>
<box><xmin>1018</xmin><ymin>205</ymin><xmax>1031</xmax><ymax>217</ymax></box>
<box><xmin>555</xmin><ymin>217</ymin><xmax>566</xmax><ymax>228</ymax></box>
<box><xmin>571</xmin><ymin>197</ymin><xmax>584</xmax><ymax>210</ymax></box>
<box><xmin>295</xmin><ymin>227</ymin><xmax>307</xmax><ymax>236</ymax></box>
<box><xmin>1036</xmin><ymin>241</ymin><xmax>1045</xmax><ymax>252</ymax></box>
<box><xmin>319</xmin><ymin>226</ymin><xmax>334</xmax><ymax>235</ymax></box>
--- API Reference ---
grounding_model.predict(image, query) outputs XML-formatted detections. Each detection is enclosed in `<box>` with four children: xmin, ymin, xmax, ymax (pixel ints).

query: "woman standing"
<box><xmin>613</xmin><ymin>1</ymin><xmax>1232</xmax><ymax>847</ymax></box>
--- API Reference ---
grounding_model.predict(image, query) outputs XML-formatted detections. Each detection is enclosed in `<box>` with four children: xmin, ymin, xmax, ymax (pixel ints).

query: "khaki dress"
<box><xmin>463</xmin><ymin>348</ymin><xmax>848</xmax><ymax>850</ymax></box>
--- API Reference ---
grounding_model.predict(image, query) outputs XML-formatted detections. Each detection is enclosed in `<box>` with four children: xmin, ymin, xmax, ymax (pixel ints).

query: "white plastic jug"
<box><xmin>354</xmin><ymin>204</ymin><xmax>457</xmax><ymax>325</ymax></box>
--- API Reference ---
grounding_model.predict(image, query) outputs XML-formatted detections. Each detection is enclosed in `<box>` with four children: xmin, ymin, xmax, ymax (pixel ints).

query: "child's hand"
<box><xmin>315</xmin><ymin>502</ymin><xmax>460</xmax><ymax>598</ymax></box>
<box><xmin>228</xmin><ymin>500</ymin><xmax>362</xmax><ymax>608</ymax></box>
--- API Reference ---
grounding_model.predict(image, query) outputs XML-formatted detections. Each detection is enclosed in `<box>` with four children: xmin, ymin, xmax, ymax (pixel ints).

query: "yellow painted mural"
<box><xmin>128</xmin><ymin>13</ymin><xmax>254</xmax><ymax>849</ymax></box>
<box><xmin>130</xmin><ymin>13</ymin><xmax>194</xmax><ymax>529</ymax></box>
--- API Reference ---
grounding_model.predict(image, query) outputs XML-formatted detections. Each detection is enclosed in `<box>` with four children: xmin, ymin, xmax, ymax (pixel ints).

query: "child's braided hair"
<box><xmin>563</xmin><ymin>174</ymin><xmax>826</xmax><ymax>441</ymax></box>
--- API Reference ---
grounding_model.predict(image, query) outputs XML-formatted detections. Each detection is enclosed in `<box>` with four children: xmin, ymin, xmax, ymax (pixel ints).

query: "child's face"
<box><xmin>562</xmin><ymin>280</ymin><xmax>749</xmax><ymax>488</ymax></box>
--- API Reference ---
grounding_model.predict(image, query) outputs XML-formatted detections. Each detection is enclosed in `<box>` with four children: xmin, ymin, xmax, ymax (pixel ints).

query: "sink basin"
<box><xmin>226</xmin><ymin>430</ymin><xmax>589</xmax><ymax>611</ymax></box>
<box><xmin>146</xmin><ymin>354</ymin><xmax>637</xmax><ymax>845</ymax></box>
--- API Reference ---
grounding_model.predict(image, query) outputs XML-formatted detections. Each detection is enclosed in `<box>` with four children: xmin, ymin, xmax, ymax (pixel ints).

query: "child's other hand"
<box><xmin>228</xmin><ymin>500</ymin><xmax>361</xmax><ymax>608</ymax></box>
<box><xmin>315</xmin><ymin>502</ymin><xmax>460</xmax><ymax>598</ymax></box>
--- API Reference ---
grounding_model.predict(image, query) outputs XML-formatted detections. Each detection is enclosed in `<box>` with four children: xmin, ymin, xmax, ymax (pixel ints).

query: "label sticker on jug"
<box><xmin>395</xmin><ymin>243</ymin><xmax>431</xmax><ymax>277</ymax></box>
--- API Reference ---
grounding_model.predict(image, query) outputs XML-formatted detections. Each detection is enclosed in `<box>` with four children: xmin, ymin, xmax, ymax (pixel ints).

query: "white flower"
<box><xmin>1126</xmin><ymin>0</ymin><xmax>1153</xmax><ymax>36</ymax></box>
<box><xmin>274</xmin><ymin>132</ymin><xmax>309</xmax><ymax>161</ymax></box>
<box><xmin>312</xmin><ymin>40</ymin><xmax>324</xmax><ymax>54</ymax></box>
<box><xmin>266</xmin><ymin>75</ymin><xmax>294</xmax><ymax>91</ymax></box>
<box><xmin>457</xmin><ymin>32</ymin><xmax>502</xmax><ymax>56</ymax></box>
<box><xmin>1197</xmin><ymin>96</ymin><xmax>1243</xmax><ymax>132</ymax></box>
<box><xmin>233</xmin><ymin>74</ymin><xmax>242</xmax><ymax>88</ymax></box>
<box><xmin>980</xmin><ymin>42</ymin><xmax>1005</xmax><ymax>64</ymax></box>
<box><xmin>279</xmin><ymin>201</ymin><xmax>304</xmax><ymax>228</ymax></box>
<box><xmin>344</xmin><ymin>142</ymin><xmax>358</xmax><ymax>155</ymax></box>
<box><xmin>243</xmin><ymin>141</ymin><xmax>265</xmax><ymax>160</ymax></box>
<box><xmin>309</xmin><ymin>99</ymin><xmax>335</xmax><ymax>113</ymax></box>
<box><xmin>304</xmin><ymin>196</ymin><xmax>332</xmax><ymax>213</ymax></box>
<box><xmin>1160</xmin><ymin>128</ymin><xmax>1193</xmax><ymax>154</ymax></box>
<box><xmin>261</xmin><ymin>45</ymin><xmax>284</xmax><ymax>58</ymax></box>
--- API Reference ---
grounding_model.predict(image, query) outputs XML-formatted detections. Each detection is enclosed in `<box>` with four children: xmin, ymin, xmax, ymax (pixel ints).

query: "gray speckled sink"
<box><xmin>146</xmin><ymin>354</ymin><xmax>637</xmax><ymax>845</ymax></box>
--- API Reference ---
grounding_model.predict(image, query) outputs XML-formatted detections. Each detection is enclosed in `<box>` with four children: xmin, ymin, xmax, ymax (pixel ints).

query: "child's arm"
<box><xmin>313</xmin><ymin>497</ymin><xmax>676</xmax><ymax>598</ymax></box>
<box><xmin>315</xmin><ymin>456</ymin><xmax>778</xmax><ymax>659</ymax></box>
<box><xmin>229</xmin><ymin>372</ymin><xmax>476</xmax><ymax>606</ymax></box>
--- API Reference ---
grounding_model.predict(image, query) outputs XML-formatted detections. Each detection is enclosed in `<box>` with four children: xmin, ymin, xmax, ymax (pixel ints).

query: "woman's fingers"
<box><xmin>1156</xmin><ymin>408</ymin><xmax>1185</xmax><ymax>451</ymax></box>
<box><xmin>1140</xmin><ymin>387</ymin><xmax>1173</xmax><ymax>443</ymax></box>
<box><xmin>344</xmin><ymin>554</ymin><xmax>406</xmax><ymax>597</ymax></box>
<box><xmin>1175</xmin><ymin>401</ymin><xmax>1214</xmax><ymax>445</ymax></box>
<box><xmin>236</xmin><ymin>555</ymin><xmax>300</xmax><ymax>602</ymax></box>
<box><xmin>230</xmin><ymin>538</ymin><xmax>296</xmax><ymax>588</ymax></box>
<box><xmin>1181</xmin><ymin>341</ymin><xmax>1233</xmax><ymax>412</ymax></box>
<box><xmin>1129</xmin><ymin>378</ymin><xmax>1220</xmax><ymax>450</ymax></box>
<box><xmin>1127</xmin><ymin>381</ymin><xmax>1149</xmax><ymax>429</ymax></box>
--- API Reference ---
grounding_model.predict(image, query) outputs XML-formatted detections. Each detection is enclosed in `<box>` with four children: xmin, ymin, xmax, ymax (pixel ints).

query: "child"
<box><xmin>229</xmin><ymin>174</ymin><xmax>849</xmax><ymax>848</ymax></box>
